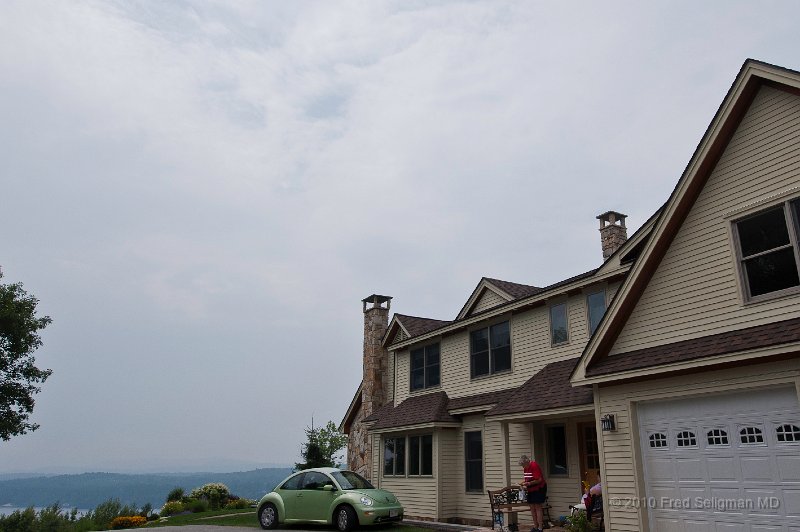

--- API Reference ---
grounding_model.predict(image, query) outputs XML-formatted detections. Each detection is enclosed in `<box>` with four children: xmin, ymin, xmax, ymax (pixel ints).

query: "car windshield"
<box><xmin>331</xmin><ymin>471</ymin><xmax>375</xmax><ymax>490</ymax></box>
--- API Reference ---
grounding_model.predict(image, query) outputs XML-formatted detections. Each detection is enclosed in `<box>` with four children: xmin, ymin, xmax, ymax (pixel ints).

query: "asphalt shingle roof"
<box><xmin>585</xmin><ymin>316</ymin><xmax>800</xmax><ymax>377</ymax></box>
<box><xmin>487</xmin><ymin>358</ymin><xmax>593</xmax><ymax>417</ymax></box>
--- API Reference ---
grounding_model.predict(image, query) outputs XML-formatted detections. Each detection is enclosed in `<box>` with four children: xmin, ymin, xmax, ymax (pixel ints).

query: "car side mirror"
<box><xmin>323</xmin><ymin>484</ymin><xmax>336</xmax><ymax>492</ymax></box>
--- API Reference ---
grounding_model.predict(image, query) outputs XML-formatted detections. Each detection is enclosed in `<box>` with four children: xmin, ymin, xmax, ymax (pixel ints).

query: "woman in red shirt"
<box><xmin>518</xmin><ymin>455</ymin><xmax>547</xmax><ymax>532</ymax></box>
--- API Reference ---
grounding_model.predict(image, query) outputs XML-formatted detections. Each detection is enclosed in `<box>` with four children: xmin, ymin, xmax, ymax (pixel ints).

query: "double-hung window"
<box><xmin>733</xmin><ymin>199</ymin><xmax>800</xmax><ymax>301</ymax></box>
<box><xmin>470</xmin><ymin>321</ymin><xmax>511</xmax><ymax>378</ymax></box>
<box><xmin>410</xmin><ymin>343</ymin><xmax>440</xmax><ymax>390</ymax></box>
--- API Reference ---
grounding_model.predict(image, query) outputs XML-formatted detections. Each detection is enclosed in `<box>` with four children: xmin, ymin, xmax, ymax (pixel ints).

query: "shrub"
<box><xmin>161</xmin><ymin>501</ymin><xmax>184</xmax><ymax>516</ymax></box>
<box><xmin>147</xmin><ymin>512</ymin><xmax>160</xmax><ymax>521</ymax></box>
<box><xmin>224</xmin><ymin>498</ymin><xmax>254</xmax><ymax>509</ymax></box>
<box><xmin>190</xmin><ymin>482</ymin><xmax>231</xmax><ymax>510</ymax></box>
<box><xmin>187</xmin><ymin>498</ymin><xmax>210</xmax><ymax>513</ymax></box>
<box><xmin>85</xmin><ymin>499</ymin><xmax>140</xmax><ymax>530</ymax></box>
<box><xmin>111</xmin><ymin>516</ymin><xmax>147</xmax><ymax>529</ymax></box>
<box><xmin>564</xmin><ymin>510</ymin><xmax>592</xmax><ymax>532</ymax></box>
<box><xmin>166</xmin><ymin>487</ymin><xmax>185</xmax><ymax>502</ymax></box>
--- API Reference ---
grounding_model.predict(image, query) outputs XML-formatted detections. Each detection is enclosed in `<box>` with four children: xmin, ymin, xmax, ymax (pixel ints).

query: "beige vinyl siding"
<box><xmin>610</xmin><ymin>86</ymin><xmax>800</xmax><ymax>355</ymax></box>
<box><xmin>470</xmin><ymin>288</ymin><xmax>508</xmax><ymax>315</ymax></box>
<box><xmin>438</xmin><ymin>429</ymin><xmax>460</xmax><ymax>519</ymax></box>
<box><xmin>394</xmin><ymin>349</ymin><xmax>410</xmax><ymax>403</ymax></box>
<box><xmin>394</xmin><ymin>282</ymin><xmax>620</xmax><ymax>404</ymax></box>
<box><xmin>387</xmin><ymin>350</ymin><xmax>395</xmax><ymax>405</ymax></box>
<box><xmin>372</xmin><ymin>433</ymin><xmax>381</xmax><ymax>485</ymax></box>
<box><xmin>596</xmin><ymin>358</ymin><xmax>800</xmax><ymax>531</ymax></box>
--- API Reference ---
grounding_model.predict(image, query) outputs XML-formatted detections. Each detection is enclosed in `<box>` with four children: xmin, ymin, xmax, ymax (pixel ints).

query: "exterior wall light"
<box><xmin>601</xmin><ymin>414</ymin><xmax>616</xmax><ymax>432</ymax></box>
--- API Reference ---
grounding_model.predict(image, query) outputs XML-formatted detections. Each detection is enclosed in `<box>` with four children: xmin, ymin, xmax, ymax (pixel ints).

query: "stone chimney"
<box><xmin>597</xmin><ymin>211</ymin><xmax>628</xmax><ymax>260</ymax></box>
<box><xmin>362</xmin><ymin>294</ymin><xmax>391</xmax><ymax>415</ymax></box>
<box><xmin>346</xmin><ymin>294</ymin><xmax>391</xmax><ymax>479</ymax></box>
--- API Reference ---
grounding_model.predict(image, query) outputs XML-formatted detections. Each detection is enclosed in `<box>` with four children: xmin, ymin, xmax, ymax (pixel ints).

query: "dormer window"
<box><xmin>410</xmin><ymin>343</ymin><xmax>440</xmax><ymax>390</ymax></box>
<box><xmin>733</xmin><ymin>199</ymin><xmax>800</xmax><ymax>301</ymax></box>
<box><xmin>470</xmin><ymin>321</ymin><xmax>511</xmax><ymax>378</ymax></box>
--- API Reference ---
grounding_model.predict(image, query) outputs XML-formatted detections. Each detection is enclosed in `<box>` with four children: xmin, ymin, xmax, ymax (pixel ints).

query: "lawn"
<box><xmin>147</xmin><ymin>509</ymin><xmax>432</xmax><ymax>532</ymax></box>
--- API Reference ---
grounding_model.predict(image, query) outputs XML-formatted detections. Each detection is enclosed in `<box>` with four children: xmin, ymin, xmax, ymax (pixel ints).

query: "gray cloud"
<box><xmin>1</xmin><ymin>0</ymin><xmax>800</xmax><ymax>472</ymax></box>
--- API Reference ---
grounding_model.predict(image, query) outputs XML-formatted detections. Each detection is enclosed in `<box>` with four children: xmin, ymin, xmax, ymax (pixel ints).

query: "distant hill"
<box><xmin>0</xmin><ymin>468</ymin><xmax>293</xmax><ymax>510</ymax></box>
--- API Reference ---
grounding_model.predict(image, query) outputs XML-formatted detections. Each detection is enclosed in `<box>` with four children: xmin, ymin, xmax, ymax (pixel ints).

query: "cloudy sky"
<box><xmin>2</xmin><ymin>0</ymin><xmax>799</xmax><ymax>474</ymax></box>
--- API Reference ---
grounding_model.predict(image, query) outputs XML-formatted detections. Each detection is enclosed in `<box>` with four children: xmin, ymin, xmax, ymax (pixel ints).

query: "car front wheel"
<box><xmin>259</xmin><ymin>503</ymin><xmax>279</xmax><ymax>530</ymax></box>
<box><xmin>335</xmin><ymin>505</ymin><xmax>357</xmax><ymax>532</ymax></box>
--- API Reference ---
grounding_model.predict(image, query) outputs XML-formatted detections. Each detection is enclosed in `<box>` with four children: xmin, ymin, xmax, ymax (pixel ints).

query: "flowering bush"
<box><xmin>225</xmin><ymin>498</ymin><xmax>254</xmax><ymax>509</ymax></box>
<box><xmin>190</xmin><ymin>482</ymin><xmax>230</xmax><ymax>500</ymax></box>
<box><xmin>160</xmin><ymin>501</ymin><xmax>184</xmax><ymax>516</ymax></box>
<box><xmin>190</xmin><ymin>482</ymin><xmax>231</xmax><ymax>509</ymax></box>
<box><xmin>111</xmin><ymin>515</ymin><xmax>147</xmax><ymax>529</ymax></box>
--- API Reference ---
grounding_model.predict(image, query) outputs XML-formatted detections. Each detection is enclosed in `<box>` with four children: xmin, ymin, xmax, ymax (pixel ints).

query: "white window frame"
<box><xmin>728</xmin><ymin>194</ymin><xmax>800</xmax><ymax>304</ymax></box>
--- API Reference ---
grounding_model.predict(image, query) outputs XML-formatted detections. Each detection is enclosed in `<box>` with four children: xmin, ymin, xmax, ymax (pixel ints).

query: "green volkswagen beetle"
<box><xmin>257</xmin><ymin>467</ymin><xmax>404</xmax><ymax>531</ymax></box>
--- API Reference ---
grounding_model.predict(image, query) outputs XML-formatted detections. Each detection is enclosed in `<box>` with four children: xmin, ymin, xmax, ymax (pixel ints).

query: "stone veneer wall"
<box><xmin>347</xmin><ymin>302</ymin><xmax>389</xmax><ymax>481</ymax></box>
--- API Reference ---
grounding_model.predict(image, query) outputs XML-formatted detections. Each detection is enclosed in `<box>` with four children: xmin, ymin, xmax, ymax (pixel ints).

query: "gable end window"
<box><xmin>470</xmin><ymin>321</ymin><xmax>511</xmax><ymax>378</ymax></box>
<box><xmin>410</xmin><ymin>343</ymin><xmax>440</xmax><ymax>390</ymax></box>
<box><xmin>733</xmin><ymin>199</ymin><xmax>800</xmax><ymax>300</ymax></box>
<box><xmin>549</xmin><ymin>303</ymin><xmax>568</xmax><ymax>345</ymax></box>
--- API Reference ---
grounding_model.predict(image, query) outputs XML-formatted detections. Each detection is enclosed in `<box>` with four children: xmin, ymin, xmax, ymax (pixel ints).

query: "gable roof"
<box><xmin>456</xmin><ymin>277</ymin><xmax>542</xmax><ymax>320</ymax></box>
<box><xmin>572</xmin><ymin>59</ymin><xmax>800</xmax><ymax>383</ymax></box>
<box><xmin>383</xmin><ymin>314</ymin><xmax>453</xmax><ymax>346</ymax></box>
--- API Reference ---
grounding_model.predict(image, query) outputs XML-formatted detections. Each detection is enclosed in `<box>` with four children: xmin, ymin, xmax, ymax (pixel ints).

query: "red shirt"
<box><xmin>523</xmin><ymin>462</ymin><xmax>546</xmax><ymax>491</ymax></box>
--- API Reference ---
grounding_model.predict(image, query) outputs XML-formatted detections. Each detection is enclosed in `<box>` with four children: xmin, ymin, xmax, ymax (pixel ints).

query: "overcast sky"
<box><xmin>2</xmin><ymin>0</ymin><xmax>800</xmax><ymax>474</ymax></box>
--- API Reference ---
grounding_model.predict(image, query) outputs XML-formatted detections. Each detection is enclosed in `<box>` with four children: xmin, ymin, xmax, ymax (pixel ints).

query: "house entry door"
<box><xmin>578</xmin><ymin>422</ymin><xmax>600</xmax><ymax>488</ymax></box>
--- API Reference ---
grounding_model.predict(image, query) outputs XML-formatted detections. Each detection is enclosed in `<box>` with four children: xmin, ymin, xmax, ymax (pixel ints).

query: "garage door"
<box><xmin>638</xmin><ymin>386</ymin><xmax>800</xmax><ymax>531</ymax></box>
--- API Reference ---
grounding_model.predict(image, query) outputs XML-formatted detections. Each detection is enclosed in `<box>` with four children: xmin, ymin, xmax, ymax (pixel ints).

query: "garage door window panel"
<box><xmin>676</xmin><ymin>430</ymin><xmax>697</xmax><ymax>448</ymax></box>
<box><xmin>648</xmin><ymin>432</ymin><xmax>669</xmax><ymax>449</ymax></box>
<box><xmin>739</xmin><ymin>425</ymin><xmax>765</xmax><ymax>445</ymax></box>
<box><xmin>776</xmin><ymin>424</ymin><xmax>800</xmax><ymax>443</ymax></box>
<box><xmin>706</xmin><ymin>428</ymin><xmax>730</xmax><ymax>446</ymax></box>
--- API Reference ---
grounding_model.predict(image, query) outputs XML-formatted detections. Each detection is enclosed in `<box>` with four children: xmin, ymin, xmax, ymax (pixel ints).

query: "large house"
<box><xmin>341</xmin><ymin>59</ymin><xmax>800</xmax><ymax>531</ymax></box>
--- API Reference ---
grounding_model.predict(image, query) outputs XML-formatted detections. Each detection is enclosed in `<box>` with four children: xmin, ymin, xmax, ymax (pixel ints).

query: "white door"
<box><xmin>638</xmin><ymin>386</ymin><xmax>800</xmax><ymax>531</ymax></box>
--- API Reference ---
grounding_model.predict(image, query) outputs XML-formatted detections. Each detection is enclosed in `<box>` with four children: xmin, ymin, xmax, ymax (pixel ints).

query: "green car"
<box><xmin>257</xmin><ymin>467</ymin><xmax>404</xmax><ymax>531</ymax></box>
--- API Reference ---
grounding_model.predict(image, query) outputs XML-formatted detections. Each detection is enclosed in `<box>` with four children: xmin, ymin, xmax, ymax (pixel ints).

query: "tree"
<box><xmin>0</xmin><ymin>270</ymin><xmax>52</xmax><ymax>441</ymax></box>
<box><xmin>295</xmin><ymin>420</ymin><xmax>348</xmax><ymax>471</ymax></box>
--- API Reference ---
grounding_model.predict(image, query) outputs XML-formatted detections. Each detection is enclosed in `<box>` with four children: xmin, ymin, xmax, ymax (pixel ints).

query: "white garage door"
<box><xmin>638</xmin><ymin>386</ymin><xmax>800</xmax><ymax>532</ymax></box>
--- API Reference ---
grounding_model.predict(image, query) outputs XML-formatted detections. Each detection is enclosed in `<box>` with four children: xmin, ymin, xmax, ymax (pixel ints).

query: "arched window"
<box><xmin>776</xmin><ymin>424</ymin><xmax>800</xmax><ymax>443</ymax></box>
<box><xmin>707</xmin><ymin>429</ymin><xmax>729</xmax><ymax>446</ymax></box>
<box><xmin>648</xmin><ymin>432</ymin><xmax>668</xmax><ymax>448</ymax></box>
<box><xmin>740</xmin><ymin>426</ymin><xmax>764</xmax><ymax>444</ymax></box>
<box><xmin>676</xmin><ymin>431</ymin><xmax>697</xmax><ymax>447</ymax></box>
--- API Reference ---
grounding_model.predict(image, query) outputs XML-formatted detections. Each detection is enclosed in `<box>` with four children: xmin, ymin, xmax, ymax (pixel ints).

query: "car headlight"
<box><xmin>360</xmin><ymin>496</ymin><xmax>374</xmax><ymax>506</ymax></box>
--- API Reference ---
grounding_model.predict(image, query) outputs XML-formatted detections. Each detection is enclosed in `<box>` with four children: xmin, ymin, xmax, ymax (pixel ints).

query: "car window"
<box><xmin>280</xmin><ymin>473</ymin><xmax>304</xmax><ymax>490</ymax></box>
<box><xmin>301</xmin><ymin>471</ymin><xmax>333</xmax><ymax>490</ymax></box>
<box><xmin>331</xmin><ymin>471</ymin><xmax>375</xmax><ymax>490</ymax></box>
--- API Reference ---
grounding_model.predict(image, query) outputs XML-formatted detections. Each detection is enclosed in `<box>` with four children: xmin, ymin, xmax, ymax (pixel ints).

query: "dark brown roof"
<box><xmin>370</xmin><ymin>391</ymin><xmax>458</xmax><ymax>430</ymax></box>
<box><xmin>487</xmin><ymin>358</ymin><xmax>593</xmax><ymax>417</ymax></box>
<box><xmin>448</xmin><ymin>388</ymin><xmax>515</xmax><ymax>411</ymax></box>
<box><xmin>395</xmin><ymin>314</ymin><xmax>452</xmax><ymax>338</ymax></box>
<box><xmin>586</xmin><ymin>316</ymin><xmax>800</xmax><ymax>377</ymax></box>
<box><xmin>364</xmin><ymin>403</ymin><xmax>394</xmax><ymax>423</ymax></box>
<box><xmin>484</xmin><ymin>278</ymin><xmax>542</xmax><ymax>299</ymax></box>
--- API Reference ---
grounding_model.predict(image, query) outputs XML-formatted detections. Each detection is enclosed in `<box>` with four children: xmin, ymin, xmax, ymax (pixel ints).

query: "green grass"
<box><xmin>146</xmin><ymin>509</ymin><xmax>433</xmax><ymax>531</ymax></box>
